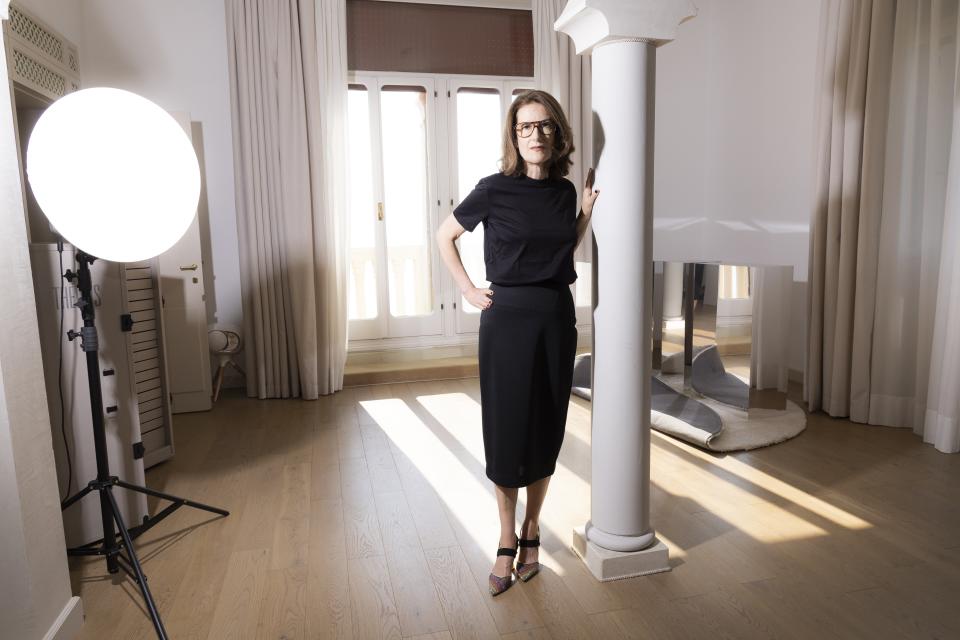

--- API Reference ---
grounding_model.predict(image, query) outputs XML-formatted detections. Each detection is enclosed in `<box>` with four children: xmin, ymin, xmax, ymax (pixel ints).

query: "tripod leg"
<box><xmin>106</xmin><ymin>488</ymin><xmax>168</xmax><ymax>640</ymax></box>
<box><xmin>100</xmin><ymin>485</ymin><xmax>120</xmax><ymax>574</ymax></box>
<box><xmin>60</xmin><ymin>484</ymin><xmax>93</xmax><ymax>511</ymax></box>
<box><xmin>114</xmin><ymin>479</ymin><xmax>230</xmax><ymax>516</ymax></box>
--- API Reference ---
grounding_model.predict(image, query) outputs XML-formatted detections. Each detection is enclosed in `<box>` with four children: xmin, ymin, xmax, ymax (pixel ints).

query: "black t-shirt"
<box><xmin>453</xmin><ymin>172</ymin><xmax>578</xmax><ymax>286</ymax></box>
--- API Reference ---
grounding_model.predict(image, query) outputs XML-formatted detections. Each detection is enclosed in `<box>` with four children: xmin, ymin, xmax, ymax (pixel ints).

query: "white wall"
<box><xmin>77</xmin><ymin>0</ymin><xmax>242</xmax><ymax>331</ymax></box>
<box><xmin>1</xmin><ymin>5</ymin><xmax>83</xmax><ymax>637</ymax></box>
<box><xmin>654</xmin><ymin>0</ymin><xmax>819</xmax><ymax>272</ymax></box>
<box><xmin>653</xmin><ymin>0</ymin><xmax>821</xmax><ymax>373</ymax></box>
<box><xmin>16</xmin><ymin>0</ymin><xmax>818</xmax><ymax>376</ymax></box>
<box><xmin>13</xmin><ymin>0</ymin><xmax>82</xmax><ymax>44</ymax></box>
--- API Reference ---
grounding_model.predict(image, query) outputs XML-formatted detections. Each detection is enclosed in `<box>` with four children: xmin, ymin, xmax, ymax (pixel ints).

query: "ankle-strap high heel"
<box><xmin>515</xmin><ymin>533</ymin><xmax>541</xmax><ymax>582</ymax></box>
<box><xmin>488</xmin><ymin>535</ymin><xmax>518</xmax><ymax>596</ymax></box>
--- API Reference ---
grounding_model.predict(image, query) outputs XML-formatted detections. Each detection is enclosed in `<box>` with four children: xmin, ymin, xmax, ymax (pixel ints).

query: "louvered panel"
<box><xmin>131</xmin><ymin>309</ymin><xmax>155</xmax><ymax>322</ymax></box>
<box><xmin>126</xmin><ymin>278</ymin><xmax>152</xmax><ymax>292</ymax></box>
<box><xmin>127</xmin><ymin>299</ymin><xmax>154</xmax><ymax>313</ymax></box>
<box><xmin>138</xmin><ymin>397</ymin><xmax>163</xmax><ymax>414</ymax></box>
<box><xmin>134</xmin><ymin>320</ymin><xmax>157</xmax><ymax>333</ymax></box>
<box><xmin>140</xmin><ymin>418</ymin><xmax>164</xmax><ymax>432</ymax></box>
<box><xmin>139</xmin><ymin>407</ymin><xmax>163</xmax><ymax>424</ymax></box>
<box><xmin>125</xmin><ymin>267</ymin><xmax>151</xmax><ymax>281</ymax></box>
<box><xmin>132</xmin><ymin>347</ymin><xmax>159</xmax><ymax>363</ymax></box>
<box><xmin>131</xmin><ymin>340</ymin><xmax>158</xmax><ymax>354</ymax></box>
<box><xmin>121</xmin><ymin>258</ymin><xmax>173</xmax><ymax>468</ymax></box>
<box><xmin>133</xmin><ymin>356</ymin><xmax>159</xmax><ymax>374</ymax></box>
<box><xmin>138</xmin><ymin>386</ymin><xmax>162</xmax><ymax>404</ymax></box>
<box><xmin>134</xmin><ymin>367</ymin><xmax>160</xmax><ymax>385</ymax></box>
<box><xmin>141</xmin><ymin>427</ymin><xmax>168</xmax><ymax>454</ymax></box>
<box><xmin>131</xmin><ymin>330</ymin><xmax>157</xmax><ymax>345</ymax></box>
<box><xmin>127</xmin><ymin>288</ymin><xmax>154</xmax><ymax>302</ymax></box>
<box><xmin>135</xmin><ymin>375</ymin><xmax>161</xmax><ymax>395</ymax></box>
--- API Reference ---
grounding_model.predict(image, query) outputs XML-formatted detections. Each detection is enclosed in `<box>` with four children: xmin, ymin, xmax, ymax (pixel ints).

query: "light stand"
<box><xmin>58</xmin><ymin>250</ymin><xmax>228</xmax><ymax>640</ymax></box>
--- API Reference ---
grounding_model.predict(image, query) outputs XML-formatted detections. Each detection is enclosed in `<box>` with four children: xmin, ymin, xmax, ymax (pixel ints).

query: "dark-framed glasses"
<box><xmin>515</xmin><ymin>119</ymin><xmax>557</xmax><ymax>138</ymax></box>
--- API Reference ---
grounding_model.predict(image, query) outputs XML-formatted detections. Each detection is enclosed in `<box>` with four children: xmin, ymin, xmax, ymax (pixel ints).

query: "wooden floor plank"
<box><xmin>374</xmin><ymin>490</ymin><xmax>449</xmax><ymax>637</ymax></box>
<box><xmin>255</xmin><ymin>567</ymin><xmax>308</xmax><ymax>639</ymax></box>
<box><xmin>348</xmin><ymin>555</ymin><xmax>403</xmax><ymax>640</ymax></box>
<box><xmin>206</xmin><ymin>547</ymin><xmax>270</xmax><ymax>640</ymax></box>
<box><xmin>424</xmin><ymin>546</ymin><xmax>501</xmax><ymax>640</ymax></box>
<box><xmin>306</xmin><ymin>498</ymin><xmax>353</xmax><ymax>640</ymax></box>
<box><xmin>69</xmin><ymin>384</ymin><xmax>960</xmax><ymax>640</ymax></box>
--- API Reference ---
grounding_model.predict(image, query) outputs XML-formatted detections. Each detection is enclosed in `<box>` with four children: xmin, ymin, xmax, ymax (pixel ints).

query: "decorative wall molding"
<box><xmin>3</xmin><ymin>2</ymin><xmax>80</xmax><ymax>100</ymax></box>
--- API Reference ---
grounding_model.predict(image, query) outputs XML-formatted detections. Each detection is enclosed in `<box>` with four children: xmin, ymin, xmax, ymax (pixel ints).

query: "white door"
<box><xmin>348</xmin><ymin>74</ymin><xmax>585</xmax><ymax>344</ymax></box>
<box><xmin>157</xmin><ymin>112</ymin><xmax>212</xmax><ymax>412</ymax></box>
<box><xmin>446</xmin><ymin>81</ymin><xmax>534</xmax><ymax>334</ymax></box>
<box><xmin>347</xmin><ymin>78</ymin><xmax>444</xmax><ymax>339</ymax></box>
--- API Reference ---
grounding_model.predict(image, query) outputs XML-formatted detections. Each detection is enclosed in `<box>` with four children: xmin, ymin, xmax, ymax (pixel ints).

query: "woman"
<box><xmin>436</xmin><ymin>89</ymin><xmax>599</xmax><ymax>596</ymax></box>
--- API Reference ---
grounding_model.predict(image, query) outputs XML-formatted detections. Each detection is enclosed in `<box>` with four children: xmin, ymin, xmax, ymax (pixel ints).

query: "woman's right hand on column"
<box><xmin>465</xmin><ymin>287</ymin><xmax>494</xmax><ymax>310</ymax></box>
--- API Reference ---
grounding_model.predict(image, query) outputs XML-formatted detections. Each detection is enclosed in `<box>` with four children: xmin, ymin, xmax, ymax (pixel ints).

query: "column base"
<box><xmin>572</xmin><ymin>525</ymin><xmax>671</xmax><ymax>581</ymax></box>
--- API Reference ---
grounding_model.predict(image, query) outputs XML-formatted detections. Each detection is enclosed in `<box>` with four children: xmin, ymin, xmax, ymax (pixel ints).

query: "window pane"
<box><xmin>347</xmin><ymin>86</ymin><xmax>378</xmax><ymax>320</ymax></box>
<box><xmin>381</xmin><ymin>86</ymin><xmax>433</xmax><ymax>317</ymax></box>
<box><xmin>456</xmin><ymin>87</ymin><xmax>501</xmax><ymax>313</ymax></box>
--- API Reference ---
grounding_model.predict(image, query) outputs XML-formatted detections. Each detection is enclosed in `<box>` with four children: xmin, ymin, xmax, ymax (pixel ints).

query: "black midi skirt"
<box><xmin>478</xmin><ymin>282</ymin><xmax>578</xmax><ymax>488</ymax></box>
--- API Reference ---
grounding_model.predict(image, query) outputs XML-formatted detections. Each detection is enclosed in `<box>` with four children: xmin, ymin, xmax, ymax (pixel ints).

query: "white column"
<box><xmin>556</xmin><ymin>0</ymin><xmax>697</xmax><ymax>581</ymax></box>
<box><xmin>663</xmin><ymin>261</ymin><xmax>684</xmax><ymax>320</ymax></box>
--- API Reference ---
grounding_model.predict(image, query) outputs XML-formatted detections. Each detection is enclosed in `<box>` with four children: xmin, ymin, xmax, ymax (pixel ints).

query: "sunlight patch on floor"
<box><xmin>361</xmin><ymin>396</ymin><xmax>571</xmax><ymax>575</ymax></box>
<box><xmin>652</xmin><ymin>440</ymin><xmax>830</xmax><ymax>543</ymax></box>
<box><xmin>652</xmin><ymin>430</ymin><xmax>872</xmax><ymax>532</ymax></box>
<box><xmin>416</xmin><ymin>392</ymin><xmax>591</xmax><ymax>525</ymax></box>
<box><xmin>653</xmin><ymin>530</ymin><xmax>687</xmax><ymax>559</ymax></box>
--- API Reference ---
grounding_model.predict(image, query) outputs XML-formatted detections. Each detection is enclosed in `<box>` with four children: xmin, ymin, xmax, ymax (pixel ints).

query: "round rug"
<box><xmin>653</xmin><ymin>374</ymin><xmax>806</xmax><ymax>451</ymax></box>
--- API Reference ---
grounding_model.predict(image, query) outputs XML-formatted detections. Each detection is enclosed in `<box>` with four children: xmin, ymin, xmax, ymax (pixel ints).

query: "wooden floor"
<box><xmin>72</xmin><ymin>379</ymin><xmax>960</xmax><ymax>639</ymax></box>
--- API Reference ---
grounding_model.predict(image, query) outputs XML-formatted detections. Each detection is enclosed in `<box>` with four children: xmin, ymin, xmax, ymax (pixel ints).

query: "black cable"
<box><xmin>57</xmin><ymin>238</ymin><xmax>73</xmax><ymax>502</ymax></box>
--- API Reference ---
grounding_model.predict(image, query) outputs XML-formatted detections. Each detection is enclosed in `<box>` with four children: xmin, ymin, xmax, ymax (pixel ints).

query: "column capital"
<box><xmin>554</xmin><ymin>0</ymin><xmax>698</xmax><ymax>54</ymax></box>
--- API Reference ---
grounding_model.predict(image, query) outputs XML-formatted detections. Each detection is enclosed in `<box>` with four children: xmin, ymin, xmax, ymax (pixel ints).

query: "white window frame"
<box><xmin>347</xmin><ymin>70</ymin><xmax>593</xmax><ymax>354</ymax></box>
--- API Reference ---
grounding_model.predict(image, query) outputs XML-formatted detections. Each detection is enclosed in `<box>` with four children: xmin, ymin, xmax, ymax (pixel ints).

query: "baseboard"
<box><xmin>43</xmin><ymin>596</ymin><xmax>83</xmax><ymax>640</ymax></box>
<box><xmin>344</xmin><ymin>361</ymin><xmax>479</xmax><ymax>387</ymax></box>
<box><xmin>347</xmin><ymin>342</ymin><xmax>478</xmax><ymax>365</ymax></box>
<box><xmin>347</xmin><ymin>326</ymin><xmax>594</xmax><ymax>362</ymax></box>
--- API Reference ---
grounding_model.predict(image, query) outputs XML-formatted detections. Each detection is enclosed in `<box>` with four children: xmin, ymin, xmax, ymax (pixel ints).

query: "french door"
<box><xmin>348</xmin><ymin>72</ymin><xmax>586</xmax><ymax>344</ymax></box>
<box><xmin>446</xmin><ymin>78</ymin><xmax>533</xmax><ymax>334</ymax></box>
<box><xmin>347</xmin><ymin>75</ymin><xmax>443</xmax><ymax>340</ymax></box>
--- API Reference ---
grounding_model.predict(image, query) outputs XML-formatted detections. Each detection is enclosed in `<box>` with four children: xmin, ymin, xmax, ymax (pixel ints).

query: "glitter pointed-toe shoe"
<box><xmin>515</xmin><ymin>533</ymin><xmax>541</xmax><ymax>582</ymax></box>
<box><xmin>488</xmin><ymin>535</ymin><xmax>518</xmax><ymax>596</ymax></box>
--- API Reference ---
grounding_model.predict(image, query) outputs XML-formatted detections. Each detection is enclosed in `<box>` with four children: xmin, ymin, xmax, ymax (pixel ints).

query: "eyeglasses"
<box><xmin>515</xmin><ymin>119</ymin><xmax>557</xmax><ymax>138</ymax></box>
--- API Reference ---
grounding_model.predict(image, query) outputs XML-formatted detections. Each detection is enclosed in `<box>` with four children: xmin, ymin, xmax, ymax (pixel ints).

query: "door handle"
<box><xmin>377</xmin><ymin>202</ymin><xmax>384</xmax><ymax>221</ymax></box>
<box><xmin>180</xmin><ymin>264</ymin><xmax>198</xmax><ymax>271</ymax></box>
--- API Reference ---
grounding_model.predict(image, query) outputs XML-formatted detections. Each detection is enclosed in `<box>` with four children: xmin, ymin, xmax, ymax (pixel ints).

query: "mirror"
<box><xmin>653</xmin><ymin>261</ymin><xmax>791</xmax><ymax>414</ymax></box>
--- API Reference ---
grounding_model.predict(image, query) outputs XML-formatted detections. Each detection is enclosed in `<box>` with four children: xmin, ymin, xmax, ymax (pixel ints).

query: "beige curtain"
<box><xmin>532</xmin><ymin>0</ymin><xmax>592</xmax><ymax>263</ymax></box>
<box><xmin>807</xmin><ymin>0</ymin><xmax>960</xmax><ymax>453</ymax></box>
<box><xmin>226</xmin><ymin>0</ymin><xmax>348</xmax><ymax>399</ymax></box>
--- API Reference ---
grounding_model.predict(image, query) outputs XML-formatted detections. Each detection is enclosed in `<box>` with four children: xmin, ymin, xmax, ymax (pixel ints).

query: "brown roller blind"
<box><xmin>347</xmin><ymin>1</ymin><xmax>534</xmax><ymax>76</ymax></box>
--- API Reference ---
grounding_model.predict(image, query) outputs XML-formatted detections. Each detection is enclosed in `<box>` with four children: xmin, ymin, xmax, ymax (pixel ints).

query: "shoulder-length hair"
<box><xmin>501</xmin><ymin>89</ymin><xmax>575</xmax><ymax>179</ymax></box>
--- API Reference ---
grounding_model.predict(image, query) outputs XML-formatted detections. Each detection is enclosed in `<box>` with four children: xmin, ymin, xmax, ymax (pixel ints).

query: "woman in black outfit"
<box><xmin>436</xmin><ymin>90</ymin><xmax>599</xmax><ymax>596</ymax></box>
